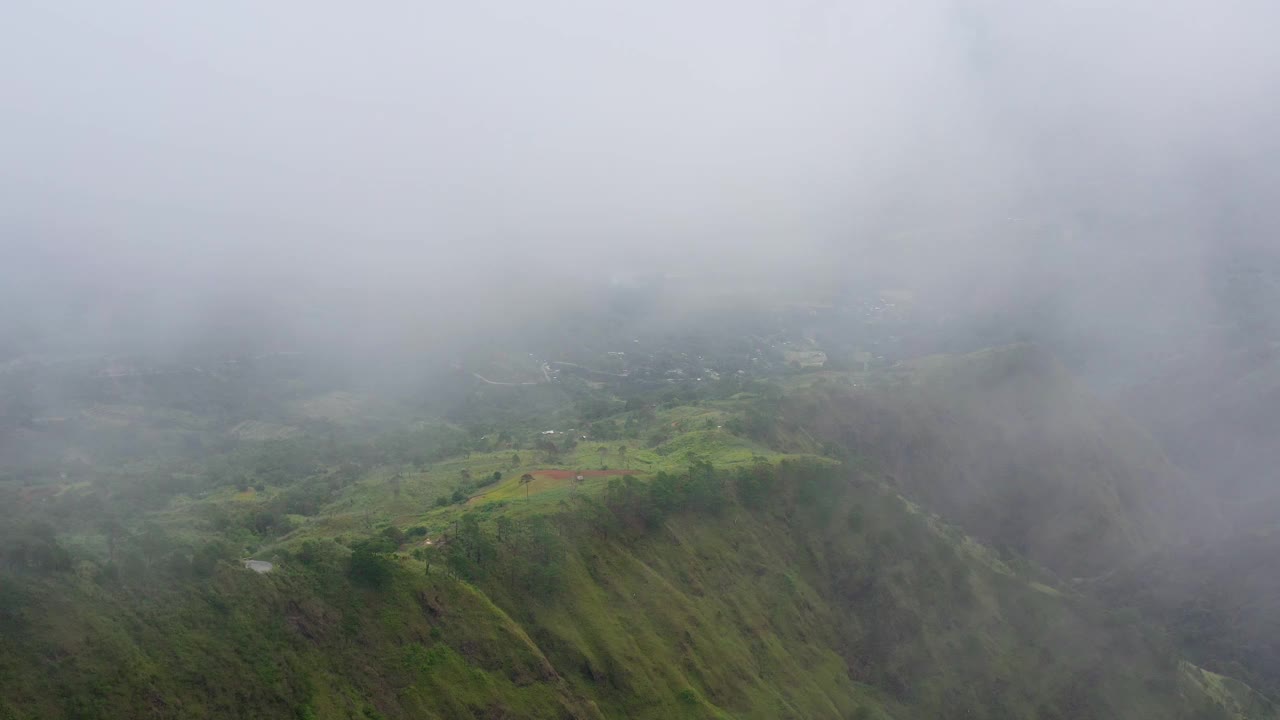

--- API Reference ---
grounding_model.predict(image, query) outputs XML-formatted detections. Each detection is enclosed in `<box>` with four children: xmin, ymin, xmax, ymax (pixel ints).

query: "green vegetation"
<box><xmin>776</xmin><ymin>344</ymin><xmax>1197</xmax><ymax>577</ymax></box>
<box><xmin>1</xmin><ymin>339</ymin><xmax>1275</xmax><ymax>718</ymax></box>
<box><xmin>1097</xmin><ymin>527</ymin><xmax>1280</xmax><ymax>700</ymax></box>
<box><xmin>1</xmin><ymin>456</ymin><xmax>1272</xmax><ymax>718</ymax></box>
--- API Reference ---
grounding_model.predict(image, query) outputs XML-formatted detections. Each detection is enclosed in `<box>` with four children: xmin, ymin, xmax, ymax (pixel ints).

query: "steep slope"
<box><xmin>782</xmin><ymin>344</ymin><xmax>1198</xmax><ymax>577</ymax></box>
<box><xmin>1098</xmin><ymin>526</ymin><xmax>1280</xmax><ymax>700</ymax></box>
<box><xmin>1098</xmin><ymin>346</ymin><xmax>1280</xmax><ymax>701</ymax></box>
<box><xmin>0</xmin><ymin>461</ymin><xmax>1266</xmax><ymax>719</ymax></box>
<box><xmin>1126</xmin><ymin>344</ymin><xmax>1280</xmax><ymax>525</ymax></box>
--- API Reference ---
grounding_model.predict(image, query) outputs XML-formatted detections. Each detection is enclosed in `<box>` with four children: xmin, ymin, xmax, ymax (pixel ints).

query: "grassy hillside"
<box><xmin>2</xmin><ymin>341</ymin><xmax>1273</xmax><ymax>718</ymax></box>
<box><xmin>1</xmin><ymin>460</ymin><xmax>1268</xmax><ymax>719</ymax></box>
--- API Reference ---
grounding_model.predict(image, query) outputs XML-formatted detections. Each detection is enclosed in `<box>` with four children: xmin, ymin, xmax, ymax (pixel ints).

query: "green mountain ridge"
<box><xmin>1</xmin><ymin>461</ymin><xmax>1270</xmax><ymax>719</ymax></box>
<box><xmin>2</xmin><ymin>343</ymin><xmax>1272</xmax><ymax>718</ymax></box>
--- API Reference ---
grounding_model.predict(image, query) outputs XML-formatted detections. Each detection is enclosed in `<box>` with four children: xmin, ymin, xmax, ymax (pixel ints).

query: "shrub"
<box><xmin>192</xmin><ymin>540</ymin><xmax>233</xmax><ymax>577</ymax></box>
<box><xmin>381</xmin><ymin>525</ymin><xmax>406</xmax><ymax>547</ymax></box>
<box><xmin>348</xmin><ymin>542</ymin><xmax>393</xmax><ymax>589</ymax></box>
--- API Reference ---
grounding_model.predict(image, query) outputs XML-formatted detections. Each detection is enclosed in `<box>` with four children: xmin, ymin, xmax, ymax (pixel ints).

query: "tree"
<box><xmin>421</xmin><ymin>544</ymin><xmax>442</xmax><ymax>576</ymax></box>
<box><xmin>510</xmin><ymin>452</ymin><xmax>521</xmax><ymax>467</ymax></box>
<box><xmin>381</xmin><ymin>525</ymin><xmax>406</xmax><ymax>547</ymax></box>
<box><xmin>192</xmin><ymin>540</ymin><xmax>233</xmax><ymax>577</ymax></box>
<box><xmin>735</xmin><ymin>458</ymin><xmax>775</xmax><ymax>510</ymax></box>
<box><xmin>389</xmin><ymin>473</ymin><xmax>402</xmax><ymax>498</ymax></box>
<box><xmin>446</xmin><ymin>517</ymin><xmax>495</xmax><ymax>581</ymax></box>
<box><xmin>348</xmin><ymin>540</ymin><xmax>393</xmax><ymax>588</ymax></box>
<box><xmin>685</xmin><ymin>459</ymin><xmax>725</xmax><ymax>513</ymax></box>
<box><xmin>4</xmin><ymin>535</ymin><xmax>71</xmax><ymax>573</ymax></box>
<box><xmin>598</xmin><ymin>446</ymin><xmax>608</xmax><ymax>469</ymax></box>
<box><xmin>458</xmin><ymin>515</ymin><xmax>495</xmax><ymax>567</ymax></box>
<box><xmin>535</xmin><ymin>437</ymin><xmax>560</xmax><ymax>462</ymax></box>
<box><xmin>522</xmin><ymin>516</ymin><xmax>566</xmax><ymax>598</ymax></box>
<box><xmin>519</xmin><ymin>473</ymin><xmax>535</xmax><ymax>501</ymax></box>
<box><xmin>138</xmin><ymin>522</ymin><xmax>173</xmax><ymax>568</ymax></box>
<box><xmin>297</xmin><ymin>539</ymin><xmax>338</xmax><ymax>567</ymax></box>
<box><xmin>0</xmin><ymin>582</ymin><xmax>29</xmax><ymax>628</ymax></box>
<box><xmin>648</xmin><ymin>472</ymin><xmax>680</xmax><ymax>514</ymax></box>
<box><xmin>99</xmin><ymin>517</ymin><xmax>124</xmax><ymax>565</ymax></box>
<box><xmin>617</xmin><ymin>445</ymin><xmax>628</xmax><ymax>467</ymax></box>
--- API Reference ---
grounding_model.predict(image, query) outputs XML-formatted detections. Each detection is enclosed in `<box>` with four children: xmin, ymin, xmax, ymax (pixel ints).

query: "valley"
<box><xmin>2</xmin><ymin>298</ymin><xmax>1277</xmax><ymax>718</ymax></box>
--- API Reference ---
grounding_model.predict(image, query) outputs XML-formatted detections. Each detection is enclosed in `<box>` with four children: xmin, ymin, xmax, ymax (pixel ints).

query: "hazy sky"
<box><xmin>3</xmin><ymin>0</ymin><xmax>1279</xmax><ymax>354</ymax></box>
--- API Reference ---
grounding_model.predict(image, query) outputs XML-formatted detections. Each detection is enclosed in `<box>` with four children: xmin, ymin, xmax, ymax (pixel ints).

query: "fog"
<box><xmin>7</xmin><ymin>4</ymin><xmax>1280</xmax><ymax>709</ymax></box>
<box><xmin>3</xmin><ymin>0</ymin><xmax>1278</xmax><ymax>364</ymax></box>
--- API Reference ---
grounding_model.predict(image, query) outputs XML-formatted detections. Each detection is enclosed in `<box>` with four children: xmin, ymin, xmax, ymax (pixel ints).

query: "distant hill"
<box><xmin>1126</xmin><ymin>344</ymin><xmax>1280</xmax><ymax>528</ymax></box>
<box><xmin>781</xmin><ymin>345</ymin><xmax>1200</xmax><ymax>578</ymax></box>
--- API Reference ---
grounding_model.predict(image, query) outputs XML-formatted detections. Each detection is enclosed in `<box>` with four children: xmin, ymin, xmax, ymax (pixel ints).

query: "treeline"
<box><xmin>5</xmin><ymin>455</ymin><xmax>840</xmax><ymax>620</ymax></box>
<box><xmin>439</xmin><ymin>514</ymin><xmax>567</xmax><ymax>599</ymax></box>
<box><xmin>344</xmin><ymin>459</ymin><xmax>845</xmax><ymax>609</ymax></box>
<box><xmin>322</xmin><ymin>510</ymin><xmax>571</xmax><ymax>604</ymax></box>
<box><xmin>0</xmin><ymin>421</ymin><xmax>476</xmax><ymax>558</ymax></box>
<box><xmin>580</xmin><ymin>456</ymin><xmax>842</xmax><ymax>533</ymax></box>
<box><xmin>205</xmin><ymin>423</ymin><xmax>473</xmax><ymax>489</ymax></box>
<box><xmin>0</xmin><ymin>515</ymin><xmax>238</xmax><ymax>599</ymax></box>
<box><xmin>570</xmin><ymin>377</ymin><xmax>786</xmax><ymax>449</ymax></box>
<box><xmin>0</xmin><ymin>520</ymin><xmax>72</xmax><ymax>574</ymax></box>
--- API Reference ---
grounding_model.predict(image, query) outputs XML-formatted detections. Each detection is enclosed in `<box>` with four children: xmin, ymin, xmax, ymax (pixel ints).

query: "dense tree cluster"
<box><xmin>1</xmin><ymin>520</ymin><xmax>71</xmax><ymax>573</ymax></box>
<box><xmin>400</xmin><ymin>459</ymin><xmax>839</xmax><ymax>611</ymax></box>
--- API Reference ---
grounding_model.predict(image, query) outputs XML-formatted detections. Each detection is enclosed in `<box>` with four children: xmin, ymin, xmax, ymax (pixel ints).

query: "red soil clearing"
<box><xmin>532</xmin><ymin>469</ymin><xmax>642</xmax><ymax>480</ymax></box>
<box><xmin>18</xmin><ymin>484</ymin><xmax>61</xmax><ymax>505</ymax></box>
